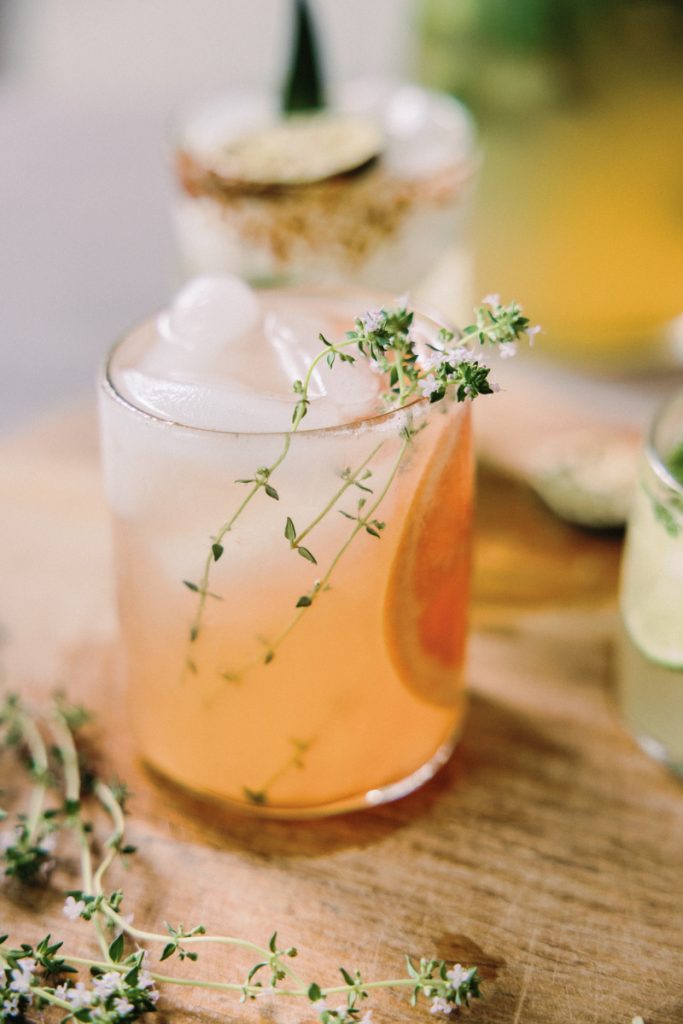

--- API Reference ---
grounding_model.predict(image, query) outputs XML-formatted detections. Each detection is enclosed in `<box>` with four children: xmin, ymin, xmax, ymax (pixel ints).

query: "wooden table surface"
<box><xmin>1</xmin><ymin>402</ymin><xmax>682</xmax><ymax>1024</ymax></box>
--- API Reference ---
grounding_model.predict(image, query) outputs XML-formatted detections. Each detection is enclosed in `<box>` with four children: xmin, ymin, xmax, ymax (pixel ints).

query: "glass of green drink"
<box><xmin>618</xmin><ymin>391</ymin><xmax>683</xmax><ymax>775</ymax></box>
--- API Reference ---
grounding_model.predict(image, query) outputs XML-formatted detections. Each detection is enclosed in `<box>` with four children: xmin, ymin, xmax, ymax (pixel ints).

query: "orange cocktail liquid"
<box><xmin>101</xmin><ymin>331</ymin><xmax>473</xmax><ymax>817</ymax></box>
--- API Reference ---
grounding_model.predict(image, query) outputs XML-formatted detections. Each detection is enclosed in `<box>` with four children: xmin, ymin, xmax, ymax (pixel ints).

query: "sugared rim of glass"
<box><xmin>101</xmin><ymin>284</ymin><xmax>442</xmax><ymax>439</ymax></box>
<box><xmin>646</xmin><ymin>389</ymin><xmax>683</xmax><ymax>497</ymax></box>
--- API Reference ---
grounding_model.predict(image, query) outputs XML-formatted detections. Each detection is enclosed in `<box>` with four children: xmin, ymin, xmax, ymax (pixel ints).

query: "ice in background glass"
<box><xmin>99</xmin><ymin>278</ymin><xmax>473</xmax><ymax>816</ymax></box>
<box><xmin>618</xmin><ymin>391</ymin><xmax>683</xmax><ymax>776</ymax></box>
<box><xmin>172</xmin><ymin>80</ymin><xmax>477</xmax><ymax>296</ymax></box>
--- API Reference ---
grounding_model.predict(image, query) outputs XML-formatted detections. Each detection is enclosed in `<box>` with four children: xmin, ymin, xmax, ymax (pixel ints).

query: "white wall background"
<box><xmin>3</xmin><ymin>1</ymin><xmax>414</xmax><ymax>102</ymax></box>
<box><xmin>0</xmin><ymin>1</ymin><xmax>416</xmax><ymax>430</ymax></box>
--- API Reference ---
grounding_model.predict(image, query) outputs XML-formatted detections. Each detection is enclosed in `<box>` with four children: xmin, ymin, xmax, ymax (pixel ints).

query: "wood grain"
<box><xmin>1</xmin><ymin>404</ymin><xmax>682</xmax><ymax>1024</ymax></box>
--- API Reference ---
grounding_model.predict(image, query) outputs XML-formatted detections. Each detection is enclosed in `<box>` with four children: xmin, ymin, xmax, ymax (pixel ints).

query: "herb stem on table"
<box><xmin>1</xmin><ymin>695</ymin><xmax>482</xmax><ymax>1022</ymax></box>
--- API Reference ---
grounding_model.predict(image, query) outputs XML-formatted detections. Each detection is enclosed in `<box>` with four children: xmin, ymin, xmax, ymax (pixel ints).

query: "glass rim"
<box><xmin>645</xmin><ymin>390</ymin><xmax>683</xmax><ymax>497</ymax></box>
<box><xmin>101</xmin><ymin>348</ymin><xmax>429</xmax><ymax>439</ymax></box>
<box><xmin>99</xmin><ymin>290</ymin><xmax>448</xmax><ymax>439</ymax></box>
<box><xmin>169</xmin><ymin>76</ymin><xmax>480</xmax><ymax>171</ymax></box>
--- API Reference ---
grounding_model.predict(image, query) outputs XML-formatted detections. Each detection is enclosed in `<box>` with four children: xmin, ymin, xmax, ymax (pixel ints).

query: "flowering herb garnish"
<box><xmin>0</xmin><ymin>695</ymin><xmax>482</xmax><ymax>1022</ymax></box>
<box><xmin>182</xmin><ymin>295</ymin><xmax>538</xmax><ymax>693</ymax></box>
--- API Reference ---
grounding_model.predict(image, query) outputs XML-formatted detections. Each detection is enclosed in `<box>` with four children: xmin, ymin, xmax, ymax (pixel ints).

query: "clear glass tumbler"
<box><xmin>172</xmin><ymin>80</ymin><xmax>478</xmax><ymax>297</ymax></box>
<box><xmin>99</xmin><ymin>291</ymin><xmax>474</xmax><ymax>817</ymax></box>
<box><xmin>618</xmin><ymin>390</ymin><xmax>683</xmax><ymax>776</ymax></box>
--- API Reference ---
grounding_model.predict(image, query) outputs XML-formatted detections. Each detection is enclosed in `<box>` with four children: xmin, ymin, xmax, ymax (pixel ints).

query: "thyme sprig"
<box><xmin>0</xmin><ymin>695</ymin><xmax>482</xmax><ymax>1022</ymax></box>
<box><xmin>0</xmin><ymin>696</ymin><xmax>56</xmax><ymax>884</ymax></box>
<box><xmin>243</xmin><ymin>736</ymin><xmax>314</xmax><ymax>807</ymax></box>
<box><xmin>184</xmin><ymin>296</ymin><xmax>537</xmax><ymax>685</ymax></box>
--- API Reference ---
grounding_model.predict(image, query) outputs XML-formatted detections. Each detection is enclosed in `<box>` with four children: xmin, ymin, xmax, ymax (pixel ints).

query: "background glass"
<box><xmin>172</xmin><ymin>80</ymin><xmax>478</xmax><ymax>302</ymax></box>
<box><xmin>419</xmin><ymin>0</ymin><xmax>683</xmax><ymax>369</ymax></box>
<box><xmin>618</xmin><ymin>390</ymin><xmax>683</xmax><ymax>775</ymax></box>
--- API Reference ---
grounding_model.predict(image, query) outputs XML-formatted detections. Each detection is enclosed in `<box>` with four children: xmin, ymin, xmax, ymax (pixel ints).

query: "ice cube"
<box><xmin>264</xmin><ymin>311</ymin><xmax>326</xmax><ymax>398</ymax></box>
<box><xmin>156</xmin><ymin>274</ymin><xmax>261</xmax><ymax>367</ymax></box>
<box><xmin>382</xmin><ymin>85</ymin><xmax>474</xmax><ymax>178</ymax></box>
<box><xmin>118</xmin><ymin>368</ymin><xmax>297</xmax><ymax>433</ymax></box>
<box><xmin>316</xmin><ymin>358</ymin><xmax>383</xmax><ymax>423</ymax></box>
<box><xmin>117</xmin><ymin>280</ymin><xmax>387</xmax><ymax>434</ymax></box>
<box><xmin>264</xmin><ymin>306</ymin><xmax>383</xmax><ymax>422</ymax></box>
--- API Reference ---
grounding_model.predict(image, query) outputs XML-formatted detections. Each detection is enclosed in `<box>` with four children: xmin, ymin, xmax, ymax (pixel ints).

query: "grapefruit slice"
<box><xmin>384</xmin><ymin>407</ymin><xmax>473</xmax><ymax>706</ymax></box>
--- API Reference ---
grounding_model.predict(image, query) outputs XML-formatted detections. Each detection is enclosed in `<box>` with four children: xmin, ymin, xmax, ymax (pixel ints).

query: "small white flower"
<box><xmin>527</xmin><ymin>324</ymin><xmax>542</xmax><ymax>344</ymax></box>
<box><xmin>429</xmin><ymin>995</ymin><xmax>452</xmax><ymax>1015</ymax></box>
<box><xmin>311</xmin><ymin>997</ymin><xmax>328</xmax><ymax>1013</ymax></box>
<box><xmin>138</xmin><ymin>975</ymin><xmax>160</xmax><ymax>1005</ymax></box>
<box><xmin>482</xmin><ymin>293</ymin><xmax>500</xmax><ymax>307</ymax></box>
<box><xmin>92</xmin><ymin>971</ymin><xmax>121</xmax><ymax>999</ymax></box>
<box><xmin>65</xmin><ymin>982</ymin><xmax>92</xmax><ymax>1009</ymax></box>
<box><xmin>3</xmin><ymin>996</ymin><xmax>20</xmax><ymax>1016</ymax></box>
<box><xmin>53</xmin><ymin>983</ymin><xmax>70</xmax><ymax>1002</ymax></box>
<box><xmin>421</xmin><ymin>349</ymin><xmax>448</xmax><ymax>372</ymax></box>
<box><xmin>63</xmin><ymin>895</ymin><xmax>86</xmax><ymax>920</ymax></box>
<box><xmin>467</xmin><ymin>349</ymin><xmax>488</xmax><ymax>368</ymax></box>
<box><xmin>498</xmin><ymin>342</ymin><xmax>517</xmax><ymax>359</ymax></box>
<box><xmin>446</xmin><ymin>964</ymin><xmax>469</xmax><ymax>988</ymax></box>
<box><xmin>368</xmin><ymin>359</ymin><xmax>385</xmax><ymax>375</ymax></box>
<box><xmin>361</xmin><ymin>310</ymin><xmax>384</xmax><ymax>333</ymax></box>
<box><xmin>9</xmin><ymin>971</ymin><xmax>32</xmax><ymax>994</ymax></box>
<box><xmin>9</xmin><ymin>958</ymin><xmax>35</xmax><ymax>994</ymax></box>
<box><xmin>450</xmin><ymin>345</ymin><xmax>472</xmax><ymax>364</ymax></box>
<box><xmin>113</xmin><ymin>996</ymin><xmax>135</xmax><ymax>1017</ymax></box>
<box><xmin>0</xmin><ymin>827</ymin><xmax>20</xmax><ymax>851</ymax></box>
<box><xmin>419</xmin><ymin>375</ymin><xmax>440</xmax><ymax>398</ymax></box>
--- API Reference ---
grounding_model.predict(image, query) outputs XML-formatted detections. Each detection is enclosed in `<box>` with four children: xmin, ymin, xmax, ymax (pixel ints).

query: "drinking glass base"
<box><xmin>634</xmin><ymin>732</ymin><xmax>683</xmax><ymax>782</ymax></box>
<box><xmin>143</xmin><ymin>724</ymin><xmax>463</xmax><ymax>821</ymax></box>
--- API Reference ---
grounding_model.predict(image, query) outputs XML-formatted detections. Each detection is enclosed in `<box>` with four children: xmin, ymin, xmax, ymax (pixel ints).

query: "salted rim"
<box><xmin>100</xmin><ymin>284</ymin><xmax>443</xmax><ymax>439</ymax></box>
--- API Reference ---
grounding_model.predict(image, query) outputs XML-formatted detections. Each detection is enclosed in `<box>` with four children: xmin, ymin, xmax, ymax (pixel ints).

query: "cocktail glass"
<box><xmin>172</xmin><ymin>80</ymin><xmax>478</xmax><ymax>298</ymax></box>
<box><xmin>618</xmin><ymin>390</ymin><xmax>683</xmax><ymax>775</ymax></box>
<box><xmin>99</xmin><ymin>285</ymin><xmax>474</xmax><ymax>817</ymax></box>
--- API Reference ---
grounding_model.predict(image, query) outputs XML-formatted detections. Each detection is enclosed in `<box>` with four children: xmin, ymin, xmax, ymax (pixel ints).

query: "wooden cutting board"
<box><xmin>1</xmin><ymin>401</ymin><xmax>681</xmax><ymax>1024</ymax></box>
